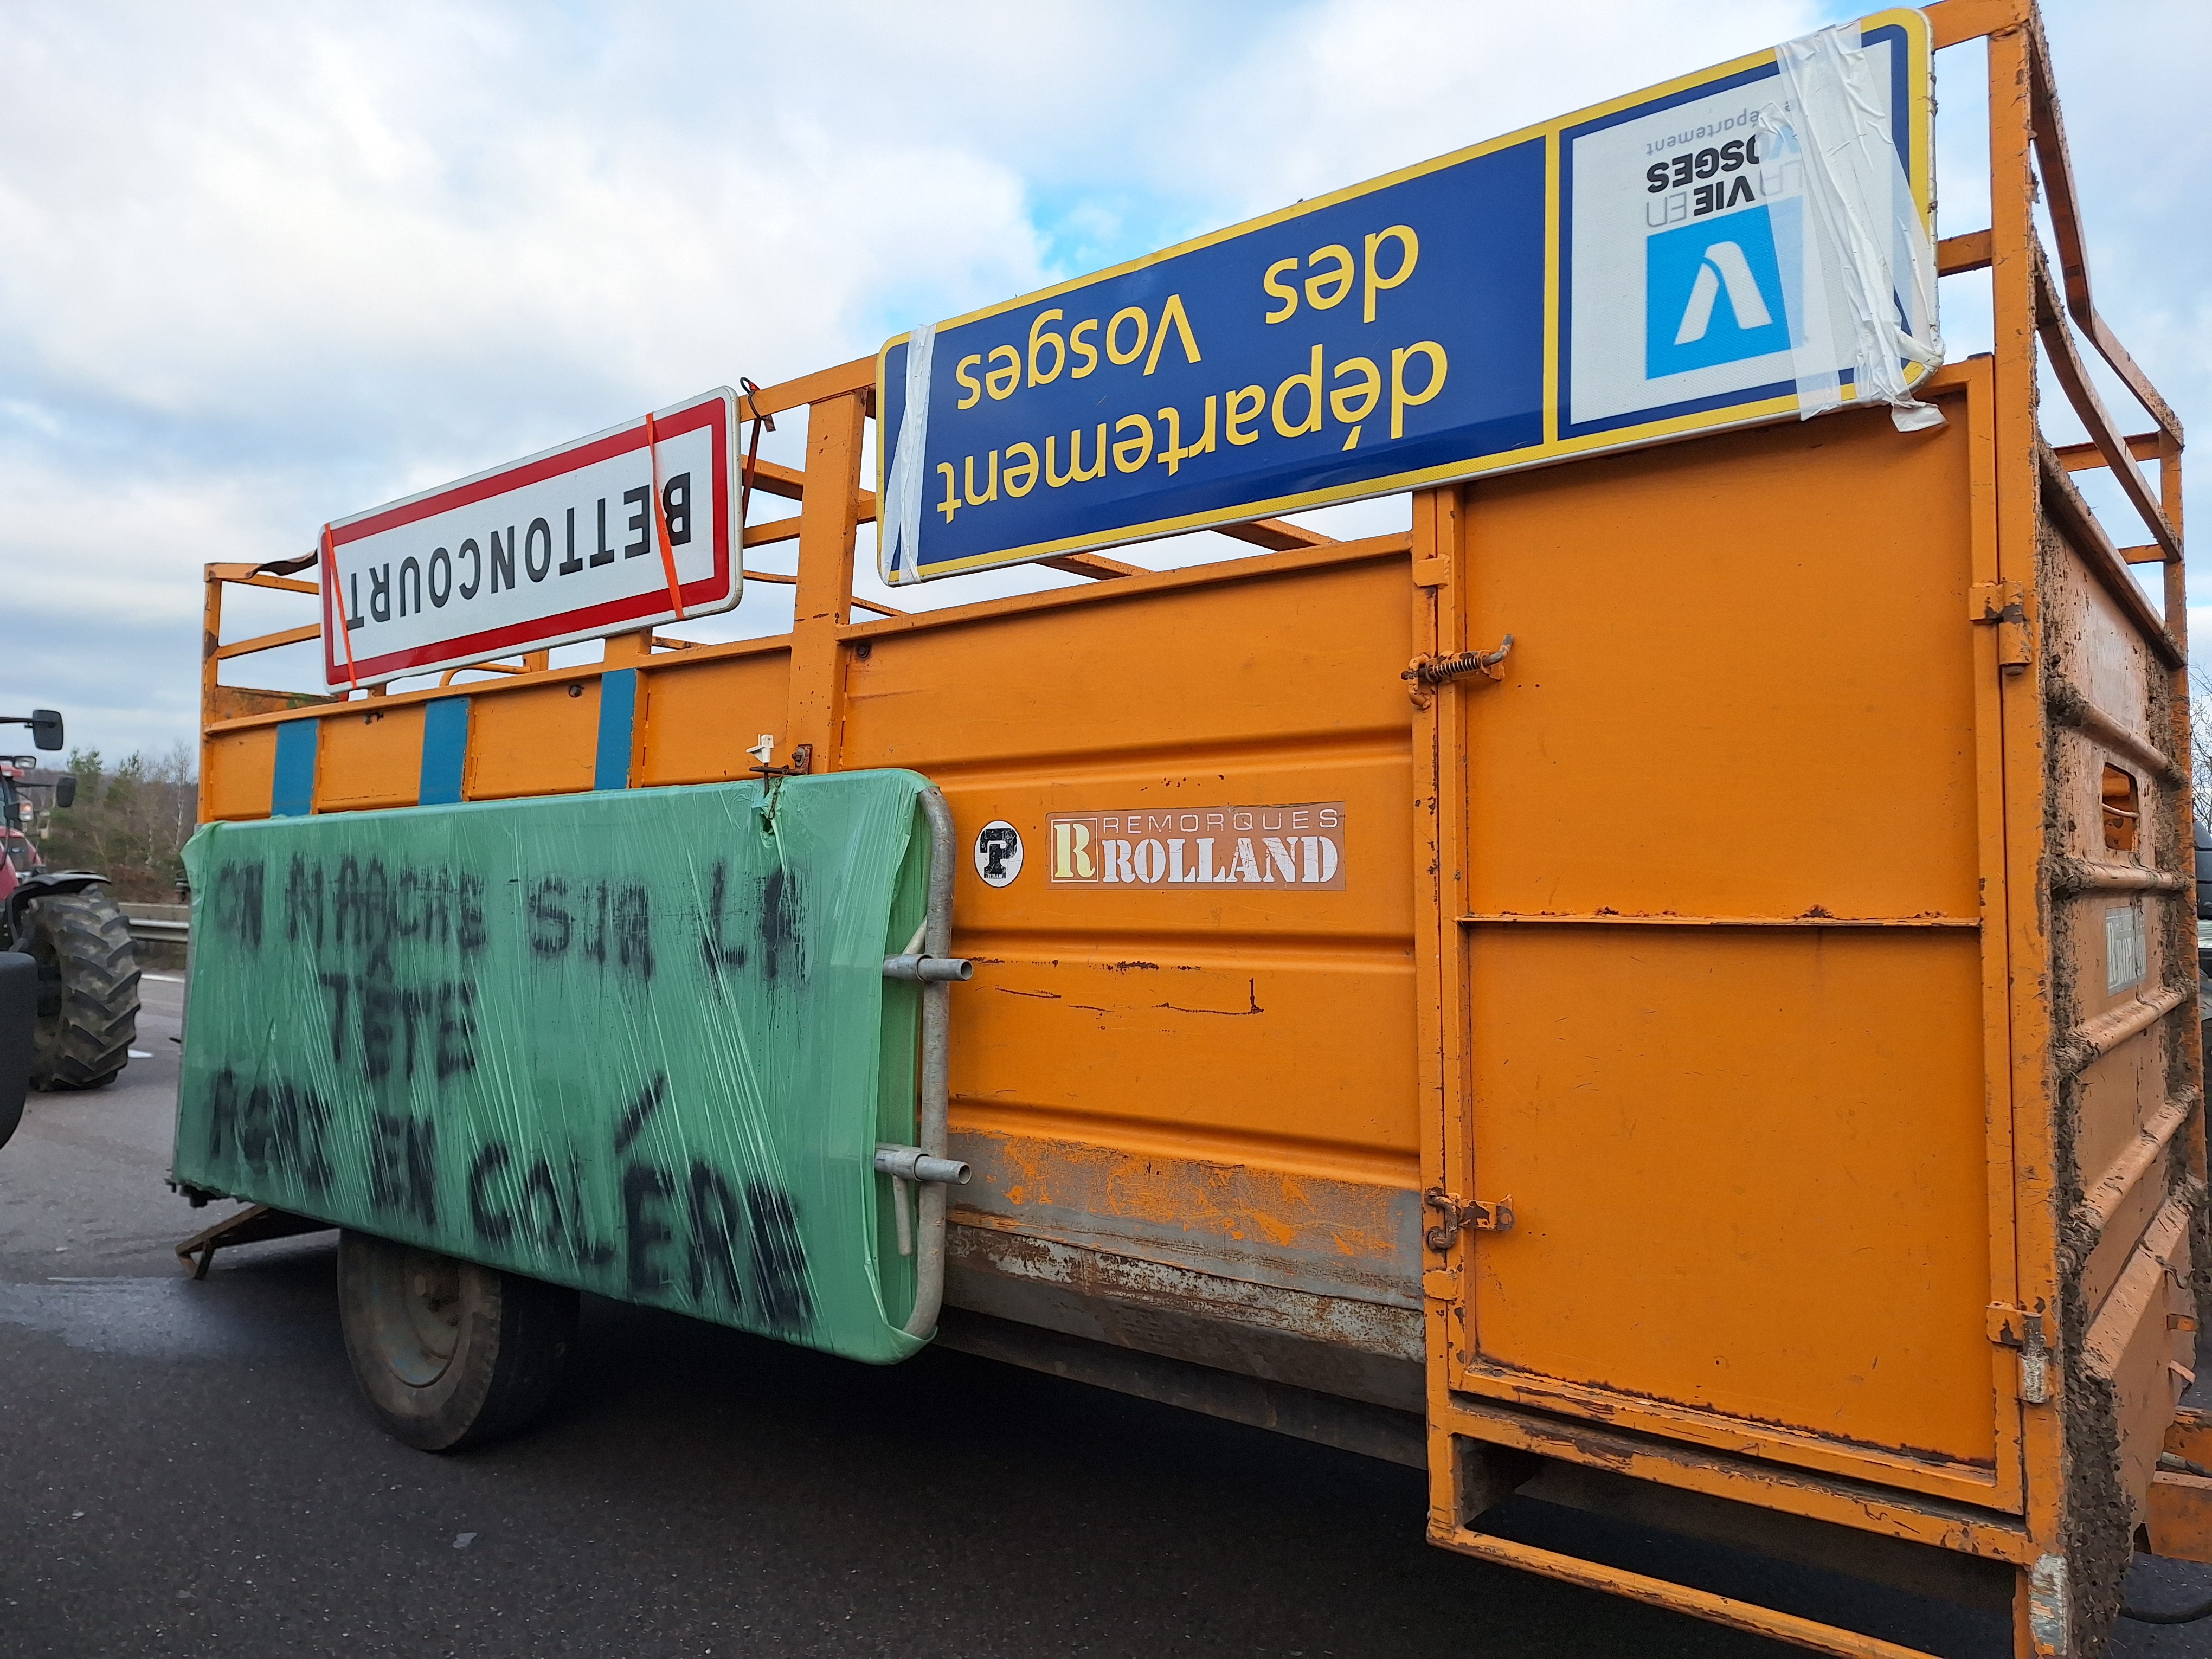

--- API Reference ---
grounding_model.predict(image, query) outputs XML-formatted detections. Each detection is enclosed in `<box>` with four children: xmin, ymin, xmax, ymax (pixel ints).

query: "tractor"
<box><xmin>0</xmin><ymin>709</ymin><xmax>141</xmax><ymax>1143</ymax></box>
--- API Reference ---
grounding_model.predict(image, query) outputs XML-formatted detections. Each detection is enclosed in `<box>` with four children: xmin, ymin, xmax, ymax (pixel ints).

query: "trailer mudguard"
<box><xmin>173</xmin><ymin>773</ymin><xmax>934</xmax><ymax>1364</ymax></box>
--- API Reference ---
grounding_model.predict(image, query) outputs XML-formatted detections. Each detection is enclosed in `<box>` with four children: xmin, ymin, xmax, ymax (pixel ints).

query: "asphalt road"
<box><xmin>5</xmin><ymin>974</ymin><xmax>2212</xmax><ymax>1658</ymax></box>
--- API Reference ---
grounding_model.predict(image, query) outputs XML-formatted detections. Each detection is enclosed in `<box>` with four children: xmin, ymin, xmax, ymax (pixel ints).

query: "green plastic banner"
<box><xmin>173</xmin><ymin>773</ymin><xmax>933</xmax><ymax>1364</ymax></box>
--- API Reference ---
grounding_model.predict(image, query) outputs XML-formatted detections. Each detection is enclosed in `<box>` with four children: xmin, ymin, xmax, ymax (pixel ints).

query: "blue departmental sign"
<box><xmin>879</xmin><ymin>9</ymin><xmax>1932</xmax><ymax>584</ymax></box>
<box><xmin>878</xmin><ymin>143</ymin><xmax>1546</xmax><ymax>582</ymax></box>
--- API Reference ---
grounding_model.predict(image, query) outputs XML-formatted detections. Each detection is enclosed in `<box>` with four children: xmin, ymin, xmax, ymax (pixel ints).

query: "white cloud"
<box><xmin>0</xmin><ymin>5</ymin><xmax>1054</xmax><ymax>461</ymax></box>
<box><xmin>1</xmin><ymin>0</ymin><xmax>2206</xmax><ymax>760</ymax></box>
<box><xmin>0</xmin><ymin>456</ymin><xmax>288</xmax><ymax>622</ymax></box>
<box><xmin>1166</xmin><ymin>0</ymin><xmax>1825</xmax><ymax>216</ymax></box>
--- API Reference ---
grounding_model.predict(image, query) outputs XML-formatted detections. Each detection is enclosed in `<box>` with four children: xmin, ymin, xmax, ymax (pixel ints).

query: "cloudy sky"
<box><xmin>3</xmin><ymin>1</ymin><xmax>2205</xmax><ymax>763</ymax></box>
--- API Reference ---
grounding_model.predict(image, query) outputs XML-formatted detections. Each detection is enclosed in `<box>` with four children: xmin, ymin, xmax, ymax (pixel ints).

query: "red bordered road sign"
<box><xmin>319</xmin><ymin>388</ymin><xmax>744</xmax><ymax>687</ymax></box>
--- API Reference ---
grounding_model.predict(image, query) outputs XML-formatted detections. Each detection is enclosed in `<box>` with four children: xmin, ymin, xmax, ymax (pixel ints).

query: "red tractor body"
<box><xmin>0</xmin><ymin>736</ymin><xmax>141</xmax><ymax>1103</ymax></box>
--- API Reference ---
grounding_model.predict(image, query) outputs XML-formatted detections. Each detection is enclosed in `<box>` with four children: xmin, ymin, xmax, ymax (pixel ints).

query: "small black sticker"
<box><xmin>974</xmin><ymin>821</ymin><xmax>1023</xmax><ymax>888</ymax></box>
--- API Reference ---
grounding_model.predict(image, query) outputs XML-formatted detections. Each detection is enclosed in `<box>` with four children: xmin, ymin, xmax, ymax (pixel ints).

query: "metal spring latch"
<box><xmin>1403</xmin><ymin>635</ymin><xmax>1513</xmax><ymax>706</ymax></box>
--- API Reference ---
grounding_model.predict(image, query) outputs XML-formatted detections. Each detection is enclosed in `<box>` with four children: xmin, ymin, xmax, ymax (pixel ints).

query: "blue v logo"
<box><xmin>1645</xmin><ymin>205</ymin><xmax>1792</xmax><ymax>378</ymax></box>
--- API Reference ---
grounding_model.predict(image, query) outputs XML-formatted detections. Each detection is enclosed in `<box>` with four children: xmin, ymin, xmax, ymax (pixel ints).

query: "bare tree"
<box><xmin>38</xmin><ymin>742</ymin><xmax>199</xmax><ymax>902</ymax></box>
<box><xmin>2192</xmin><ymin>668</ymin><xmax>2212</xmax><ymax>833</ymax></box>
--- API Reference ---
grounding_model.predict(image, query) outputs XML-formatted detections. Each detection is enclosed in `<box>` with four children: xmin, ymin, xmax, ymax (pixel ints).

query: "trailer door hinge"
<box><xmin>1970</xmin><ymin>581</ymin><xmax>2031</xmax><ymax>671</ymax></box>
<box><xmin>1989</xmin><ymin>1301</ymin><xmax>2053</xmax><ymax>1404</ymax></box>
<box><xmin>1424</xmin><ymin>1187</ymin><xmax>1514</xmax><ymax>1252</ymax></box>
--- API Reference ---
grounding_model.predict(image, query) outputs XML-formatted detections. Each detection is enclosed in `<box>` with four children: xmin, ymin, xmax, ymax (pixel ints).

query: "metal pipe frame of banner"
<box><xmin>876</xmin><ymin>784</ymin><xmax>972</xmax><ymax>1338</ymax></box>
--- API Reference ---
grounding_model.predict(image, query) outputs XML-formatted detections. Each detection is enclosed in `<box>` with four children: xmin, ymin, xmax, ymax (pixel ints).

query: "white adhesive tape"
<box><xmin>879</xmin><ymin>322</ymin><xmax>937</xmax><ymax>584</ymax></box>
<box><xmin>1764</xmin><ymin>23</ymin><xmax>1945</xmax><ymax>432</ymax></box>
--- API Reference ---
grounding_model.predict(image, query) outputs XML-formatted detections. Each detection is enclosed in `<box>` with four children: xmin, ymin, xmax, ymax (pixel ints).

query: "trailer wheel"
<box><xmin>24</xmin><ymin>891</ymin><xmax>139</xmax><ymax>1091</ymax></box>
<box><xmin>336</xmin><ymin>1231</ymin><xmax>577</xmax><ymax>1451</ymax></box>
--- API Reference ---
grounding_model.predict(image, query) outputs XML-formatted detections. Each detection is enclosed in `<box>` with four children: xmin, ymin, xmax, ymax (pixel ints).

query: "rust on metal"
<box><xmin>1422</xmin><ymin>1188</ymin><xmax>1513</xmax><ymax>1252</ymax></box>
<box><xmin>175</xmin><ymin>1203</ymin><xmax>334</xmax><ymax>1281</ymax></box>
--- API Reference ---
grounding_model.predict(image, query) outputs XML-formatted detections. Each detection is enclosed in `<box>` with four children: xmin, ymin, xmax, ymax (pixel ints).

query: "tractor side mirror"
<box><xmin>29</xmin><ymin>710</ymin><xmax>62</xmax><ymax>752</ymax></box>
<box><xmin>55</xmin><ymin>775</ymin><xmax>76</xmax><ymax>811</ymax></box>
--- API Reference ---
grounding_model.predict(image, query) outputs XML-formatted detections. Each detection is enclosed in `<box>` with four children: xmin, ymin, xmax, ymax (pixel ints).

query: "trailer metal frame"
<box><xmin>194</xmin><ymin>5</ymin><xmax>2198</xmax><ymax>1652</ymax></box>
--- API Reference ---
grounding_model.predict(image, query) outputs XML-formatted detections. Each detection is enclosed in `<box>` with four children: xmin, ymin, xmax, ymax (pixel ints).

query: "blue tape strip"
<box><xmin>271</xmin><ymin>720</ymin><xmax>319</xmax><ymax>818</ymax></box>
<box><xmin>419</xmin><ymin>697</ymin><xmax>471</xmax><ymax>806</ymax></box>
<box><xmin>594</xmin><ymin>670</ymin><xmax>637</xmax><ymax>791</ymax></box>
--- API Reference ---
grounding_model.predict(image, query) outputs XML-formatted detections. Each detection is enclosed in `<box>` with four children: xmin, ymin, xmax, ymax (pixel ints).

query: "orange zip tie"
<box><xmin>325</xmin><ymin>523</ymin><xmax>363</xmax><ymax>692</ymax></box>
<box><xmin>644</xmin><ymin>411</ymin><xmax>687</xmax><ymax>622</ymax></box>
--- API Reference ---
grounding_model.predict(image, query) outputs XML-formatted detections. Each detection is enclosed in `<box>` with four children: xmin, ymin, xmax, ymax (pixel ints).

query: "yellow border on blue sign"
<box><xmin>876</xmin><ymin>8</ymin><xmax>1933</xmax><ymax>583</ymax></box>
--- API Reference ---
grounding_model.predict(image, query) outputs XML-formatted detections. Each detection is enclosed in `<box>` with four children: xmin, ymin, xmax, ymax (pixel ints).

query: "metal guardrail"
<box><xmin>119</xmin><ymin>904</ymin><xmax>189</xmax><ymax>947</ymax></box>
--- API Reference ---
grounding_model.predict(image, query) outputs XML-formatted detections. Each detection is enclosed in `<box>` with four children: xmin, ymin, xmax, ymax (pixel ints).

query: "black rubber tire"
<box><xmin>24</xmin><ymin>891</ymin><xmax>139</xmax><ymax>1091</ymax></box>
<box><xmin>336</xmin><ymin>1230</ymin><xmax>577</xmax><ymax>1451</ymax></box>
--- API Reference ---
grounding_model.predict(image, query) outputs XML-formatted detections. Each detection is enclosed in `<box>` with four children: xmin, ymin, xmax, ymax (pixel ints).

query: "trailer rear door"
<box><xmin>1423</xmin><ymin>373</ymin><xmax>2025</xmax><ymax>1510</ymax></box>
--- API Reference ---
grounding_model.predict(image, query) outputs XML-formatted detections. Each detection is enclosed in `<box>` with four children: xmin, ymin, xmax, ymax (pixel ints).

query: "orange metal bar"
<box><xmin>1959</xmin><ymin>358</ymin><xmax>2030</xmax><ymax>1521</ymax></box>
<box><xmin>786</xmin><ymin>391</ymin><xmax>867</xmax><ymax>766</ymax></box>
<box><xmin>1457</xmin><ymin>912</ymin><xmax>1977</xmax><ymax>928</ymax></box>
<box><xmin>199</xmin><ymin>568</ymin><xmax>223</xmax><ymax>787</ymax></box>
<box><xmin>436</xmin><ymin>663</ymin><xmax>527</xmax><ymax>686</ymax></box>
<box><xmin>2031</xmin><ymin>252</ymin><xmax>2181</xmax><ymax>558</ymax></box>
<box><xmin>2147</xmin><ymin>1472</ymin><xmax>2212</xmax><ymax>1566</ymax></box>
<box><xmin>2053</xmin><ymin>433</ymin><xmax>2163</xmax><ymax>472</ymax></box>
<box><xmin>1437</xmin><ymin>1529</ymin><xmax>1945</xmax><ymax>1659</ymax></box>
<box><xmin>2036</xmin><ymin>448</ymin><xmax>2184</xmax><ymax>668</ymax></box>
<box><xmin>738</xmin><ymin>455</ymin><xmax>878</xmax><ymax>522</ymax></box>
<box><xmin>643</xmin><ymin>411</ymin><xmax>687</xmax><ymax>621</ymax></box>
<box><xmin>212</xmin><ymin>623</ymin><xmax>321</xmax><ymax>661</ymax></box>
<box><xmin>2154</xmin><ymin>382</ymin><xmax>2201</xmax><ymax>1414</ymax></box>
<box><xmin>1038</xmin><ymin>552</ymin><xmax>1143</xmax><ymax>580</ymax></box>
<box><xmin>205</xmin><ymin>565</ymin><xmax>320</xmax><ymax>596</ymax></box>
<box><xmin>1415</xmin><ymin>479</ymin><xmax>1467</xmax><ymax>1542</ymax></box>
<box><xmin>1979</xmin><ymin>18</ymin><xmax>2063</xmax><ymax>1654</ymax></box>
<box><xmin>2169</xmin><ymin>1407</ymin><xmax>2212</xmax><ymax>1467</ymax></box>
<box><xmin>323</xmin><ymin>523</ymin><xmax>360</xmax><ymax>692</ymax></box>
<box><xmin>1927</xmin><ymin>0</ymin><xmax>2029</xmax><ymax>50</ymax></box>
<box><xmin>745</xmin><ymin>496</ymin><xmax>879</xmax><ymax>550</ymax></box>
<box><xmin>1938</xmin><ymin>229</ymin><xmax>1994</xmax><ymax>275</ymax></box>
<box><xmin>840</xmin><ymin>530</ymin><xmax>1411</xmax><ymax>646</ymax></box>
<box><xmin>602</xmin><ymin>629</ymin><xmax>652</xmax><ymax>665</ymax></box>
<box><xmin>2021</xmin><ymin>19</ymin><xmax>2182</xmax><ymax>442</ymax></box>
<box><xmin>1216</xmin><ymin>518</ymin><xmax>1336</xmax><ymax>551</ymax></box>
<box><xmin>745</xmin><ymin>456</ymin><xmax>806</xmax><ymax>501</ymax></box>
<box><xmin>1435</xmin><ymin>1396</ymin><xmax>2037</xmax><ymax>1562</ymax></box>
<box><xmin>745</xmin><ymin>355</ymin><xmax>874</xmax><ymax>421</ymax></box>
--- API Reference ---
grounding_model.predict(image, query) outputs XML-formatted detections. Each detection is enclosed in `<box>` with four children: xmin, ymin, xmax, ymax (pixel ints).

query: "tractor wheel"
<box><xmin>336</xmin><ymin>1230</ymin><xmax>578</xmax><ymax>1451</ymax></box>
<box><xmin>24</xmin><ymin>891</ymin><xmax>139</xmax><ymax>1091</ymax></box>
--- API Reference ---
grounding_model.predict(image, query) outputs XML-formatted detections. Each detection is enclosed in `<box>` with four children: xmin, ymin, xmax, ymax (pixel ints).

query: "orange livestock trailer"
<box><xmin>188</xmin><ymin>3</ymin><xmax>2202</xmax><ymax>1652</ymax></box>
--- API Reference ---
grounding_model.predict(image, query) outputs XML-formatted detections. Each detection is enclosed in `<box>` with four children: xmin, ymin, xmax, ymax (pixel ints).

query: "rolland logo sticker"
<box><xmin>1644</xmin><ymin>203</ymin><xmax>1792</xmax><ymax>377</ymax></box>
<box><xmin>1047</xmin><ymin>803</ymin><xmax>1346</xmax><ymax>890</ymax></box>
